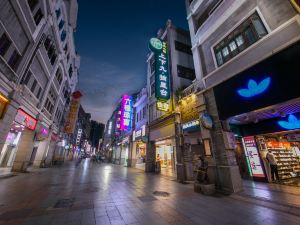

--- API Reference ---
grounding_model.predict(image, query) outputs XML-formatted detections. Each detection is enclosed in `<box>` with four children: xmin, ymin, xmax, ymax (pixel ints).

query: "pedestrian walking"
<box><xmin>266</xmin><ymin>150</ymin><xmax>280</xmax><ymax>182</ymax></box>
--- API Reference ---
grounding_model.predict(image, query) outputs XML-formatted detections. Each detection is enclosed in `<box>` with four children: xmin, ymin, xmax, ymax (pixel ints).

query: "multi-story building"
<box><xmin>131</xmin><ymin>87</ymin><xmax>148</xmax><ymax>170</ymax></box>
<box><xmin>89</xmin><ymin>120</ymin><xmax>105</xmax><ymax>152</ymax></box>
<box><xmin>0</xmin><ymin>0</ymin><xmax>79</xmax><ymax>174</ymax></box>
<box><xmin>147</xmin><ymin>20</ymin><xmax>195</xmax><ymax>180</ymax></box>
<box><xmin>185</xmin><ymin>0</ymin><xmax>300</xmax><ymax>192</ymax></box>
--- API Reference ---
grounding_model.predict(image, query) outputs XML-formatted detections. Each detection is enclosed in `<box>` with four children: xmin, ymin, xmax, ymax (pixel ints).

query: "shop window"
<box><xmin>27</xmin><ymin>0</ymin><xmax>38</xmax><ymax>12</ymax></box>
<box><xmin>34</xmin><ymin>9</ymin><xmax>43</xmax><ymax>25</ymax></box>
<box><xmin>213</xmin><ymin>12</ymin><xmax>268</xmax><ymax>67</ymax></box>
<box><xmin>175</xmin><ymin>41</ymin><xmax>192</xmax><ymax>55</ymax></box>
<box><xmin>0</xmin><ymin>33</ymin><xmax>11</xmax><ymax>57</ymax></box>
<box><xmin>177</xmin><ymin>65</ymin><xmax>196</xmax><ymax>80</ymax></box>
<box><xmin>8</xmin><ymin>50</ymin><xmax>21</xmax><ymax>72</ymax></box>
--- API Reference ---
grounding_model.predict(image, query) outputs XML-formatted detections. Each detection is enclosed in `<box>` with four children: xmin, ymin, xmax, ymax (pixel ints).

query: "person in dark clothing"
<box><xmin>266</xmin><ymin>150</ymin><xmax>280</xmax><ymax>182</ymax></box>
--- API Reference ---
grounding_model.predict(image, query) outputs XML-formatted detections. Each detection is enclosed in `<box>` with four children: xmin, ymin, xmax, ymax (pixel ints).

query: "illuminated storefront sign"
<box><xmin>237</xmin><ymin>77</ymin><xmax>271</xmax><ymax>98</ymax></box>
<box><xmin>64</xmin><ymin>91</ymin><xmax>82</xmax><ymax>134</ymax></box>
<box><xmin>76</xmin><ymin>129</ymin><xmax>82</xmax><ymax>145</ymax></box>
<box><xmin>156</xmin><ymin>101</ymin><xmax>169</xmax><ymax>112</ymax></box>
<box><xmin>278</xmin><ymin>114</ymin><xmax>300</xmax><ymax>130</ymax></box>
<box><xmin>243</xmin><ymin>136</ymin><xmax>265</xmax><ymax>178</ymax></box>
<box><xmin>0</xmin><ymin>93</ymin><xmax>9</xmax><ymax>119</ymax></box>
<box><xmin>149</xmin><ymin>38</ymin><xmax>170</xmax><ymax>111</ymax></box>
<box><xmin>182</xmin><ymin>120</ymin><xmax>200</xmax><ymax>131</ymax></box>
<box><xmin>15</xmin><ymin>109</ymin><xmax>37</xmax><ymax>130</ymax></box>
<box><xmin>120</xmin><ymin>95</ymin><xmax>133</xmax><ymax>131</ymax></box>
<box><xmin>290</xmin><ymin>0</ymin><xmax>300</xmax><ymax>13</ymax></box>
<box><xmin>36</xmin><ymin>125</ymin><xmax>49</xmax><ymax>141</ymax></box>
<box><xmin>133</xmin><ymin>125</ymin><xmax>146</xmax><ymax>141</ymax></box>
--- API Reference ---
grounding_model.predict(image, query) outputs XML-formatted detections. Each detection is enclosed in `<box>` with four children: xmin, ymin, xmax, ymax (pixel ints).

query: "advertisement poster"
<box><xmin>243</xmin><ymin>136</ymin><xmax>265</xmax><ymax>178</ymax></box>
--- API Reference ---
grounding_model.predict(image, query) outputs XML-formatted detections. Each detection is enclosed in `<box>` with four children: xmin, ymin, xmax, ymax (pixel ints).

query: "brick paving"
<box><xmin>0</xmin><ymin>160</ymin><xmax>299</xmax><ymax>225</ymax></box>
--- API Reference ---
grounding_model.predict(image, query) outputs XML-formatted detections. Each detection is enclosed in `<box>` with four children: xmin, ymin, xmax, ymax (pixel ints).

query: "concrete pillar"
<box><xmin>175</xmin><ymin>113</ymin><xmax>186</xmax><ymax>182</ymax></box>
<box><xmin>204</xmin><ymin>89</ymin><xmax>243</xmax><ymax>193</ymax></box>
<box><xmin>45</xmin><ymin>140</ymin><xmax>56</xmax><ymax>166</ymax></box>
<box><xmin>130</xmin><ymin>141</ymin><xmax>137</xmax><ymax>168</ymax></box>
<box><xmin>146</xmin><ymin>141</ymin><xmax>155</xmax><ymax>172</ymax></box>
<box><xmin>12</xmin><ymin>129</ymin><xmax>35</xmax><ymax>172</ymax></box>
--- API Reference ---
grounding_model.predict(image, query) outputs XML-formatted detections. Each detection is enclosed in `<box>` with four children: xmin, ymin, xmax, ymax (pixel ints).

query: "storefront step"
<box><xmin>230</xmin><ymin>193</ymin><xmax>300</xmax><ymax>217</ymax></box>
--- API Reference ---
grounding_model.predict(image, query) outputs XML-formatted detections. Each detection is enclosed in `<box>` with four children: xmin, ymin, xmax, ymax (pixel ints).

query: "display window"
<box><xmin>239</xmin><ymin>132</ymin><xmax>300</xmax><ymax>186</ymax></box>
<box><xmin>136</xmin><ymin>142</ymin><xmax>146</xmax><ymax>165</ymax></box>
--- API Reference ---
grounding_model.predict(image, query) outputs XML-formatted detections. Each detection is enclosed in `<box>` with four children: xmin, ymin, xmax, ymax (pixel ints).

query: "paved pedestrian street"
<box><xmin>0</xmin><ymin>160</ymin><xmax>300</xmax><ymax>225</ymax></box>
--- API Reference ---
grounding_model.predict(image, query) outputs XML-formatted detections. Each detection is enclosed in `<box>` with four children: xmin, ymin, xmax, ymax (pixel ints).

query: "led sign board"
<box><xmin>149</xmin><ymin>38</ymin><xmax>170</xmax><ymax>109</ymax></box>
<box><xmin>120</xmin><ymin>95</ymin><xmax>133</xmax><ymax>131</ymax></box>
<box><xmin>182</xmin><ymin>120</ymin><xmax>200</xmax><ymax>131</ymax></box>
<box><xmin>278</xmin><ymin>114</ymin><xmax>300</xmax><ymax>130</ymax></box>
<box><xmin>15</xmin><ymin>109</ymin><xmax>37</xmax><ymax>130</ymax></box>
<box><xmin>237</xmin><ymin>77</ymin><xmax>271</xmax><ymax>98</ymax></box>
<box><xmin>156</xmin><ymin>101</ymin><xmax>169</xmax><ymax>112</ymax></box>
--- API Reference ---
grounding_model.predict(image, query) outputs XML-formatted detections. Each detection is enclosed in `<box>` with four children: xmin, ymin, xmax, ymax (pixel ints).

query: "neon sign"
<box><xmin>149</xmin><ymin>38</ymin><xmax>170</xmax><ymax>109</ymax></box>
<box><xmin>278</xmin><ymin>114</ymin><xmax>300</xmax><ymax>130</ymax></box>
<box><xmin>156</xmin><ymin>101</ymin><xmax>169</xmax><ymax>112</ymax></box>
<box><xmin>237</xmin><ymin>77</ymin><xmax>271</xmax><ymax>98</ymax></box>
<box><xmin>15</xmin><ymin>109</ymin><xmax>37</xmax><ymax>130</ymax></box>
<box><xmin>182</xmin><ymin>120</ymin><xmax>200</xmax><ymax>131</ymax></box>
<box><xmin>120</xmin><ymin>95</ymin><xmax>133</xmax><ymax>131</ymax></box>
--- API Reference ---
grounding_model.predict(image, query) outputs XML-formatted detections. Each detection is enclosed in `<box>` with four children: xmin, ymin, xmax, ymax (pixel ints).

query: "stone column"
<box><xmin>33</xmin><ymin>136</ymin><xmax>51</xmax><ymax>168</ymax></box>
<box><xmin>145</xmin><ymin>141</ymin><xmax>155</xmax><ymax>172</ymax></box>
<box><xmin>130</xmin><ymin>141</ymin><xmax>137</xmax><ymax>168</ymax></box>
<box><xmin>174</xmin><ymin>113</ymin><xmax>185</xmax><ymax>182</ymax></box>
<box><xmin>12</xmin><ymin>128</ymin><xmax>35</xmax><ymax>172</ymax></box>
<box><xmin>203</xmin><ymin>89</ymin><xmax>243</xmax><ymax>193</ymax></box>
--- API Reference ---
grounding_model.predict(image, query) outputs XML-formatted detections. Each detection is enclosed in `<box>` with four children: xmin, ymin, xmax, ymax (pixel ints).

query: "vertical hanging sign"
<box><xmin>290</xmin><ymin>0</ymin><xmax>300</xmax><ymax>13</ymax></box>
<box><xmin>149</xmin><ymin>38</ymin><xmax>170</xmax><ymax>111</ymax></box>
<box><xmin>64</xmin><ymin>91</ymin><xmax>82</xmax><ymax>134</ymax></box>
<box><xmin>120</xmin><ymin>95</ymin><xmax>133</xmax><ymax>131</ymax></box>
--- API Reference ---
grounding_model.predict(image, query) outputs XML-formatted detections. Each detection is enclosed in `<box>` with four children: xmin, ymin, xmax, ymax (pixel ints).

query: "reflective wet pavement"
<box><xmin>0</xmin><ymin>159</ymin><xmax>300</xmax><ymax>225</ymax></box>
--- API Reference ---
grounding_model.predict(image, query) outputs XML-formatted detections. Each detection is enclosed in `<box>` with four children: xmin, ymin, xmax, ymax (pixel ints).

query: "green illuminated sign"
<box><xmin>149</xmin><ymin>38</ymin><xmax>170</xmax><ymax>103</ymax></box>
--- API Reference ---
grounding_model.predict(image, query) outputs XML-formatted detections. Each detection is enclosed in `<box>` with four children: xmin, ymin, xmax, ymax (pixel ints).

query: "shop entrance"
<box><xmin>155</xmin><ymin>139</ymin><xmax>176</xmax><ymax>177</ymax></box>
<box><xmin>237</xmin><ymin>132</ymin><xmax>300</xmax><ymax>187</ymax></box>
<box><xmin>135</xmin><ymin>141</ymin><xmax>146</xmax><ymax>170</ymax></box>
<box><xmin>0</xmin><ymin>123</ymin><xmax>23</xmax><ymax>169</ymax></box>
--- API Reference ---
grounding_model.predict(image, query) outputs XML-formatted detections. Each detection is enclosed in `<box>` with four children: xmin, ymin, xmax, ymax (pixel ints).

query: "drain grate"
<box><xmin>153</xmin><ymin>191</ymin><xmax>170</xmax><ymax>197</ymax></box>
<box><xmin>54</xmin><ymin>198</ymin><xmax>75</xmax><ymax>208</ymax></box>
<box><xmin>138</xmin><ymin>195</ymin><xmax>157</xmax><ymax>202</ymax></box>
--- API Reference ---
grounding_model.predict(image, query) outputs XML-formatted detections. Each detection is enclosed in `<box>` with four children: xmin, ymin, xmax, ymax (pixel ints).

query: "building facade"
<box><xmin>146</xmin><ymin>20</ymin><xmax>195</xmax><ymax>180</ymax></box>
<box><xmin>185</xmin><ymin>0</ymin><xmax>300</xmax><ymax>192</ymax></box>
<box><xmin>0</xmin><ymin>0</ymin><xmax>79</xmax><ymax>174</ymax></box>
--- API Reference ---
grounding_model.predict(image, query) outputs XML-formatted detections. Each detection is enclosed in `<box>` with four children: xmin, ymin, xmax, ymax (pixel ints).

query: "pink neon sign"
<box><xmin>120</xmin><ymin>95</ymin><xmax>133</xmax><ymax>131</ymax></box>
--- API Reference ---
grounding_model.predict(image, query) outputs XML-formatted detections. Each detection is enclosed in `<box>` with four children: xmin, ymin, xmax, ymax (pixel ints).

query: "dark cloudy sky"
<box><xmin>75</xmin><ymin>0</ymin><xmax>188</xmax><ymax>124</ymax></box>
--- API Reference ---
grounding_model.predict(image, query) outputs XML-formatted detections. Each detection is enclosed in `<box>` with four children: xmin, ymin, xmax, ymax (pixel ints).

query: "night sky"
<box><xmin>75</xmin><ymin>0</ymin><xmax>188</xmax><ymax>123</ymax></box>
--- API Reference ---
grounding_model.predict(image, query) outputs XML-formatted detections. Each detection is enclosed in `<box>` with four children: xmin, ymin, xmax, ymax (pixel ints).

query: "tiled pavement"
<box><xmin>0</xmin><ymin>160</ymin><xmax>300</xmax><ymax>225</ymax></box>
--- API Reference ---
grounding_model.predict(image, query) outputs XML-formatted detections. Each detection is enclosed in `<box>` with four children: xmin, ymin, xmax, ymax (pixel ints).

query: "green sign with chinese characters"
<box><xmin>149</xmin><ymin>38</ymin><xmax>170</xmax><ymax>103</ymax></box>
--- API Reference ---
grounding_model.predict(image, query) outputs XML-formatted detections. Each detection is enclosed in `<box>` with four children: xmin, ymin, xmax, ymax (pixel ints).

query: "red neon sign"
<box><xmin>15</xmin><ymin>109</ymin><xmax>37</xmax><ymax>130</ymax></box>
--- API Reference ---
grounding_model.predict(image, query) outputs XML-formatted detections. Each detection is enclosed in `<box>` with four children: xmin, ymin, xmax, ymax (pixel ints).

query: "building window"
<box><xmin>55</xmin><ymin>8</ymin><xmax>61</xmax><ymax>19</ymax></box>
<box><xmin>33</xmin><ymin>9</ymin><xmax>43</xmax><ymax>25</ymax></box>
<box><xmin>36</xmin><ymin>87</ymin><xmax>42</xmax><ymax>99</ymax></box>
<box><xmin>177</xmin><ymin>65</ymin><xmax>196</xmax><ymax>80</ymax></box>
<box><xmin>0</xmin><ymin>33</ymin><xmax>11</xmax><ymax>57</ymax></box>
<box><xmin>22</xmin><ymin>71</ymin><xmax>32</xmax><ymax>85</ymax></box>
<box><xmin>150</xmin><ymin>58</ymin><xmax>155</xmax><ymax>74</ymax></box>
<box><xmin>214</xmin><ymin>12</ymin><xmax>268</xmax><ymax>67</ymax></box>
<box><xmin>8</xmin><ymin>50</ymin><xmax>21</xmax><ymax>71</ymax></box>
<box><xmin>68</xmin><ymin>65</ymin><xmax>73</xmax><ymax>78</ymax></box>
<box><xmin>195</xmin><ymin>0</ymin><xmax>223</xmax><ymax>31</ymax></box>
<box><xmin>55</xmin><ymin>70</ymin><xmax>63</xmax><ymax>85</ymax></box>
<box><xmin>27</xmin><ymin>0</ymin><xmax>38</xmax><ymax>12</ymax></box>
<box><xmin>151</xmin><ymin>82</ymin><xmax>155</xmax><ymax>96</ymax></box>
<box><xmin>30</xmin><ymin>79</ymin><xmax>37</xmax><ymax>93</ymax></box>
<box><xmin>58</xmin><ymin>20</ymin><xmax>65</xmax><ymax>30</ymax></box>
<box><xmin>175</xmin><ymin>41</ymin><xmax>192</xmax><ymax>55</ymax></box>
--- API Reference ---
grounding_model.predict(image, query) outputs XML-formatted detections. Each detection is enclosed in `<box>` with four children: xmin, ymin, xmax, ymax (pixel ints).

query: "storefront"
<box><xmin>213</xmin><ymin>41</ymin><xmax>300</xmax><ymax>186</ymax></box>
<box><xmin>155</xmin><ymin>138</ymin><xmax>176</xmax><ymax>177</ymax></box>
<box><xmin>132</xmin><ymin>125</ymin><xmax>147</xmax><ymax>170</ymax></box>
<box><xmin>0</xmin><ymin>109</ymin><xmax>37</xmax><ymax>172</ymax></box>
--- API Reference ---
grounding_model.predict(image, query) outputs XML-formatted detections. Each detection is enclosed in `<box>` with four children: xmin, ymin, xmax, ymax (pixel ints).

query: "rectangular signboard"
<box><xmin>243</xmin><ymin>136</ymin><xmax>265</xmax><ymax>178</ymax></box>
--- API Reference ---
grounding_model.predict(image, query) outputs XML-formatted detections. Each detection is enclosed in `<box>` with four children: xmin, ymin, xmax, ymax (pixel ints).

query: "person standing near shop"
<box><xmin>266</xmin><ymin>150</ymin><xmax>280</xmax><ymax>182</ymax></box>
